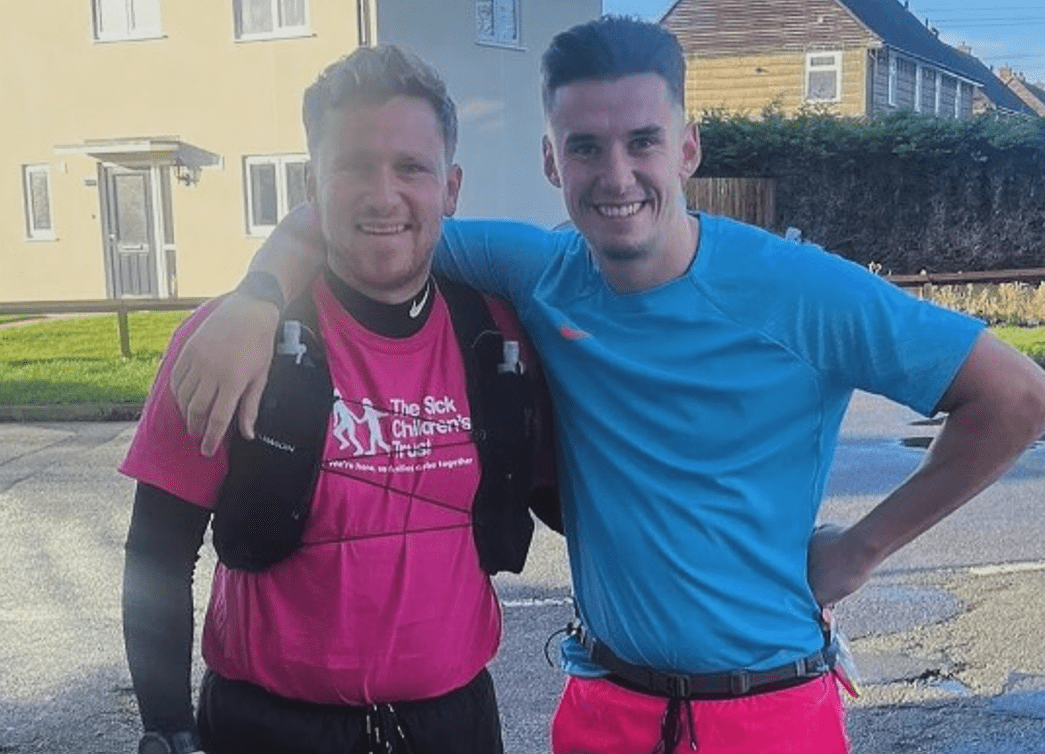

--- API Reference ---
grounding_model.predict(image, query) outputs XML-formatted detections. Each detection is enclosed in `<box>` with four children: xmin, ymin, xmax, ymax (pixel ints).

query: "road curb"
<box><xmin>0</xmin><ymin>403</ymin><xmax>143</xmax><ymax>422</ymax></box>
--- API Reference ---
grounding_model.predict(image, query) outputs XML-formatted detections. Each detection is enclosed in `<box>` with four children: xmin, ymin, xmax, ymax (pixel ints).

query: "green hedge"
<box><xmin>695</xmin><ymin>109</ymin><xmax>1045</xmax><ymax>274</ymax></box>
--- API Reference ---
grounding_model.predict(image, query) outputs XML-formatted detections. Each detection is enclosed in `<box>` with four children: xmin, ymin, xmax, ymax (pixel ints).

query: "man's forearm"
<box><xmin>810</xmin><ymin>333</ymin><xmax>1045</xmax><ymax>605</ymax></box>
<box><xmin>851</xmin><ymin>390</ymin><xmax>1042</xmax><ymax>567</ymax></box>
<box><xmin>123</xmin><ymin>484</ymin><xmax>210</xmax><ymax>733</ymax></box>
<box><xmin>246</xmin><ymin>201</ymin><xmax>326</xmax><ymax>304</ymax></box>
<box><xmin>852</xmin><ymin>335</ymin><xmax>1045</xmax><ymax>565</ymax></box>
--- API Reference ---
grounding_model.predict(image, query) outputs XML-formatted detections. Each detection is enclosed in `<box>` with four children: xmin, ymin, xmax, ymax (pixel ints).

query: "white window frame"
<box><xmin>914</xmin><ymin>64</ymin><xmax>922</xmax><ymax>113</ymax></box>
<box><xmin>924</xmin><ymin>68</ymin><xmax>938</xmax><ymax>115</ymax></box>
<box><xmin>476</xmin><ymin>0</ymin><xmax>521</xmax><ymax>48</ymax></box>
<box><xmin>23</xmin><ymin>164</ymin><xmax>55</xmax><ymax>240</ymax></box>
<box><xmin>234</xmin><ymin>0</ymin><xmax>310</xmax><ymax>41</ymax></box>
<box><xmin>92</xmin><ymin>0</ymin><xmax>163</xmax><ymax>42</ymax></box>
<box><xmin>357</xmin><ymin>0</ymin><xmax>375</xmax><ymax>46</ymax></box>
<box><xmin>244</xmin><ymin>154</ymin><xmax>309</xmax><ymax>236</ymax></box>
<box><xmin>933</xmin><ymin>69</ymin><xmax>942</xmax><ymax>114</ymax></box>
<box><xmin>804</xmin><ymin>51</ymin><xmax>842</xmax><ymax>103</ymax></box>
<box><xmin>888</xmin><ymin>53</ymin><xmax>898</xmax><ymax>107</ymax></box>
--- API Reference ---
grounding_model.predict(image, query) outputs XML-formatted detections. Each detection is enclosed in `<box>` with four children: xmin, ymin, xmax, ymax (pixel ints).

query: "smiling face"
<box><xmin>308</xmin><ymin>95</ymin><xmax>462</xmax><ymax>303</ymax></box>
<box><xmin>543</xmin><ymin>73</ymin><xmax>701</xmax><ymax>291</ymax></box>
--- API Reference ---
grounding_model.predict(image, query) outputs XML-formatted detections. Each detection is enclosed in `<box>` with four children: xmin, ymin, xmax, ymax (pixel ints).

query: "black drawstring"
<box><xmin>653</xmin><ymin>697</ymin><xmax>698</xmax><ymax>753</ymax></box>
<box><xmin>683</xmin><ymin>698</ymin><xmax>698</xmax><ymax>751</ymax></box>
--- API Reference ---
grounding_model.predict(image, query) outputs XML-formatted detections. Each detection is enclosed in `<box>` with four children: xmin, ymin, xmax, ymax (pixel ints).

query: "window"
<box><xmin>235</xmin><ymin>0</ymin><xmax>309</xmax><ymax>39</ymax></box>
<box><xmin>93</xmin><ymin>0</ymin><xmax>162</xmax><ymax>41</ymax></box>
<box><xmin>23</xmin><ymin>165</ymin><xmax>54</xmax><ymax>240</ymax></box>
<box><xmin>896</xmin><ymin>58</ymin><xmax>917</xmax><ymax>109</ymax></box>
<box><xmin>805</xmin><ymin>52</ymin><xmax>841</xmax><ymax>103</ymax></box>
<box><xmin>940</xmin><ymin>75</ymin><xmax>958</xmax><ymax>119</ymax></box>
<box><xmin>476</xmin><ymin>0</ymin><xmax>520</xmax><ymax>46</ymax></box>
<box><xmin>244</xmin><ymin>155</ymin><xmax>308</xmax><ymax>235</ymax></box>
<box><xmin>960</xmin><ymin>81</ymin><xmax>974</xmax><ymax>118</ymax></box>
<box><xmin>954</xmin><ymin>80</ymin><xmax>968</xmax><ymax>118</ymax></box>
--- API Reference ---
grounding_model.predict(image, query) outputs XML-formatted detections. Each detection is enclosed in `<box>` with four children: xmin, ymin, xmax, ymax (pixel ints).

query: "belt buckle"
<box><xmin>666</xmin><ymin>674</ymin><xmax>690</xmax><ymax>698</ymax></box>
<box><xmin>729</xmin><ymin>670</ymin><xmax>750</xmax><ymax>695</ymax></box>
<box><xmin>804</xmin><ymin>651</ymin><xmax>830</xmax><ymax>676</ymax></box>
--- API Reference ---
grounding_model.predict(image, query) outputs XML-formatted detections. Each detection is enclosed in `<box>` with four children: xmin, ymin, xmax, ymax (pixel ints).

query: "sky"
<box><xmin>603</xmin><ymin>0</ymin><xmax>1045</xmax><ymax>86</ymax></box>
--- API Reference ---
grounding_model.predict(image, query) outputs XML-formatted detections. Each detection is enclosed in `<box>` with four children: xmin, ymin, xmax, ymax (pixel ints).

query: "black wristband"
<box><xmin>235</xmin><ymin>270</ymin><xmax>285</xmax><ymax>311</ymax></box>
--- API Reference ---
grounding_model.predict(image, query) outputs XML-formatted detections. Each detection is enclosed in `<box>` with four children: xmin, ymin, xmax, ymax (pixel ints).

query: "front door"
<box><xmin>102</xmin><ymin>166</ymin><xmax>158</xmax><ymax>298</ymax></box>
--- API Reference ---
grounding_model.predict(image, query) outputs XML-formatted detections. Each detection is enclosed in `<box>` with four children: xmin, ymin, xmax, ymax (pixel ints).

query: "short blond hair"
<box><xmin>303</xmin><ymin>45</ymin><xmax>458</xmax><ymax>161</ymax></box>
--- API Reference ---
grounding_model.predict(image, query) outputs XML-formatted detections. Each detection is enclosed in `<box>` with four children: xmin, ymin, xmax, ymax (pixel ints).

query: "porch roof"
<box><xmin>54</xmin><ymin>137</ymin><xmax>221</xmax><ymax>170</ymax></box>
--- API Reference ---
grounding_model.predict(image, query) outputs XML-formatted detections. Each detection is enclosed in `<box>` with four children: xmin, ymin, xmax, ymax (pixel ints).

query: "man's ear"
<box><xmin>680</xmin><ymin>121</ymin><xmax>701</xmax><ymax>179</ymax></box>
<box><xmin>542</xmin><ymin>135</ymin><xmax>562</xmax><ymax>188</ymax></box>
<box><xmin>443</xmin><ymin>163</ymin><xmax>463</xmax><ymax>216</ymax></box>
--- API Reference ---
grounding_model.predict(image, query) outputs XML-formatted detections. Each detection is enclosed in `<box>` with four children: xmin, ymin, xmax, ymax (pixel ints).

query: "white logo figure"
<box><xmin>331</xmin><ymin>391</ymin><xmax>391</xmax><ymax>457</ymax></box>
<box><xmin>331</xmin><ymin>389</ymin><xmax>365</xmax><ymax>454</ymax></box>
<box><xmin>356</xmin><ymin>398</ymin><xmax>391</xmax><ymax>456</ymax></box>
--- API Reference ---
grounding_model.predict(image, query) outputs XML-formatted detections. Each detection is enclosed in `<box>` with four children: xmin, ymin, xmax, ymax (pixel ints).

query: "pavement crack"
<box><xmin>0</xmin><ymin>435</ymin><xmax>67</xmax><ymax>471</ymax></box>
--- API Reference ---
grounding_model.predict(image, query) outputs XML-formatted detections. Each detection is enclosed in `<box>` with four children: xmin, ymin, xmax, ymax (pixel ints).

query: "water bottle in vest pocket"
<box><xmin>212</xmin><ymin>317</ymin><xmax>333</xmax><ymax>571</ymax></box>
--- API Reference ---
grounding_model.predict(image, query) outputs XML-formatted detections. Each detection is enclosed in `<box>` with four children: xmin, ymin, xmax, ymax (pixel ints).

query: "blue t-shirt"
<box><xmin>436</xmin><ymin>213</ymin><xmax>984</xmax><ymax>675</ymax></box>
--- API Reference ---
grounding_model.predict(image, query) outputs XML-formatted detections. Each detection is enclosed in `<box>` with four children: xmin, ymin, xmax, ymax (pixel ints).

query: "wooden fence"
<box><xmin>686</xmin><ymin>177</ymin><xmax>776</xmax><ymax>228</ymax></box>
<box><xmin>683</xmin><ymin>177</ymin><xmax>1044</xmax><ymax>290</ymax></box>
<box><xmin>885</xmin><ymin>268</ymin><xmax>1045</xmax><ymax>289</ymax></box>
<box><xmin>0</xmin><ymin>298</ymin><xmax>207</xmax><ymax>358</ymax></box>
<box><xmin>3</xmin><ymin>266</ymin><xmax>1044</xmax><ymax>358</ymax></box>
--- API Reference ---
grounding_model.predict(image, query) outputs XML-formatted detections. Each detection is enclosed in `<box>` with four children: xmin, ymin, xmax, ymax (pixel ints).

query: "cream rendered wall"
<box><xmin>1</xmin><ymin>9</ymin><xmax>104</xmax><ymax>301</ymax></box>
<box><xmin>1</xmin><ymin>0</ymin><xmax>363</xmax><ymax>301</ymax></box>
<box><xmin>685</xmin><ymin>49</ymin><xmax>868</xmax><ymax>118</ymax></box>
<box><xmin>376</xmin><ymin>0</ymin><xmax>601</xmax><ymax>228</ymax></box>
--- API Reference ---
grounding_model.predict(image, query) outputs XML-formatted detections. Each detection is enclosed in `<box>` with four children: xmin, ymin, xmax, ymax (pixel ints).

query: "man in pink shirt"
<box><xmin>121</xmin><ymin>46</ymin><xmax>553</xmax><ymax>754</ymax></box>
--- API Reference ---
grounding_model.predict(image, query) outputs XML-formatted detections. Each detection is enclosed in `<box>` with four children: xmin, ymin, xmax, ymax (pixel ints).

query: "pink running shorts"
<box><xmin>551</xmin><ymin>673</ymin><xmax>850</xmax><ymax>754</ymax></box>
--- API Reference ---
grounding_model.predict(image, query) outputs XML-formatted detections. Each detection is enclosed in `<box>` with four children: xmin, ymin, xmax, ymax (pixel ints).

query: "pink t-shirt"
<box><xmin>121</xmin><ymin>278</ymin><xmax>526</xmax><ymax>705</ymax></box>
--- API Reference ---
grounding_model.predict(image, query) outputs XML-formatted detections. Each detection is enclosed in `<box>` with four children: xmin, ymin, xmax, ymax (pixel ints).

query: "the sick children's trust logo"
<box><xmin>330</xmin><ymin>390</ymin><xmax>473</xmax><ymax>461</ymax></box>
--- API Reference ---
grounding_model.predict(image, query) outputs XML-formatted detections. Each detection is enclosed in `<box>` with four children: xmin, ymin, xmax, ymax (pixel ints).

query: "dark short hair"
<box><xmin>541</xmin><ymin>15</ymin><xmax>686</xmax><ymax>112</ymax></box>
<box><xmin>303</xmin><ymin>45</ymin><xmax>458</xmax><ymax>161</ymax></box>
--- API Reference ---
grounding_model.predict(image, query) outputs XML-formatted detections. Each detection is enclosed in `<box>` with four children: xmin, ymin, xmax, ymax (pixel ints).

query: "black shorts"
<box><xmin>197</xmin><ymin>667</ymin><xmax>503</xmax><ymax>754</ymax></box>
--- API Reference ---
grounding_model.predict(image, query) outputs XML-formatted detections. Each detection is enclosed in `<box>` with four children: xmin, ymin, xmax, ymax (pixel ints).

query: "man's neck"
<box><xmin>322</xmin><ymin>267</ymin><xmax>435</xmax><ymax>338</ymax></box>
<box><xmin>598</xmin><ymin>213</ymin><xmax>700</xmax><ymax>294</ymax></box>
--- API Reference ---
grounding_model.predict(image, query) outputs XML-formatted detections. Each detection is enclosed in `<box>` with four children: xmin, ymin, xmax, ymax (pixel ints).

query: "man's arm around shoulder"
<box><xmin>171</xmin><ymin>203</ymin><xmax>325</xmax><ymax>455</ymax></box>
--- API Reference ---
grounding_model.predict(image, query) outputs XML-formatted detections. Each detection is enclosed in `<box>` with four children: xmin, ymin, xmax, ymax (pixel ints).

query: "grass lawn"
<box><xmin>0</xmin><ymin>312</ymin><xmax>1042</xmax><ymax>406</ymax></box>
<box><xmin>0</xmin><ymin>311</ymin><xmax>187</xmax><ymax>405</ymax></box>
<box><xmin>994</xmin><ymin>326</ymin><xmax>1045</xmax><ymax>363</ymax></box>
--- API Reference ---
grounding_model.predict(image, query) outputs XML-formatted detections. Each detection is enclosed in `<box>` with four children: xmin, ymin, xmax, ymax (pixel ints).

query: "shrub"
<box><xmin>694</xmin><ymin>110</ymin><xmax>1045</xmax><ymax>274</ymax></box>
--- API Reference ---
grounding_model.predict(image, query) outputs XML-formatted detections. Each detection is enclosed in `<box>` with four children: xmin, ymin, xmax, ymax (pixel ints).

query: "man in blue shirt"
<box><xmin>169</xmin><ymin>18</ymin><xmax>1045</xmax><ymax>754</ymax></box>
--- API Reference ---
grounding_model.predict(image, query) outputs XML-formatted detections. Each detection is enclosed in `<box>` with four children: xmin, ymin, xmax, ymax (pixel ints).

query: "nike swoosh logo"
<box><xmin>409</xmin><ymin>283</ymin><xmax>431</xmax><ymax>318</ymax></box>
<box><xmin>559</xmin><ymin>323</ymin><xmax>590</xmax><ymax>340</ymax></box>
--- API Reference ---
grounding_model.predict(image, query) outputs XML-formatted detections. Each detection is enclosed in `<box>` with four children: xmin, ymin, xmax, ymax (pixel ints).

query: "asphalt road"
<box><xmin>1</xmin><ymin>391</ymin><xmax>1043</xmax><ymax>753</ymax></box>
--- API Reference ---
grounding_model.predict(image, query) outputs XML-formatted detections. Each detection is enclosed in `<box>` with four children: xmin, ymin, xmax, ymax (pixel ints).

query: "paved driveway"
<box><xmin>1</xmin><ymin>391</ymin><xmax>1043</xmax><ymax>753</ymax></box>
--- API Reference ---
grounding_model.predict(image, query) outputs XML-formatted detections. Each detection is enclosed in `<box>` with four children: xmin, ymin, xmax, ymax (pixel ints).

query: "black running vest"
<box><xmin>212</xmin><ymin>276</ymin><xmax>559</xmax><ymax>574</ymax></box>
